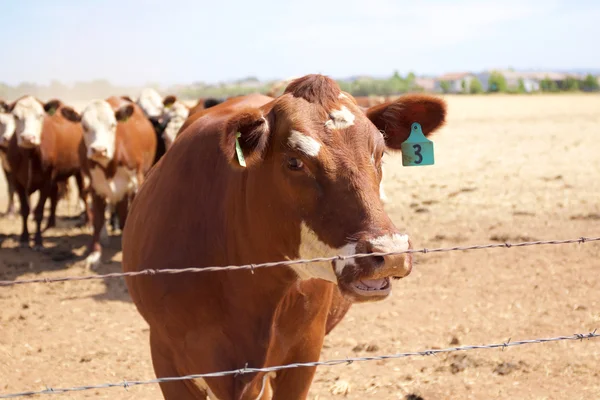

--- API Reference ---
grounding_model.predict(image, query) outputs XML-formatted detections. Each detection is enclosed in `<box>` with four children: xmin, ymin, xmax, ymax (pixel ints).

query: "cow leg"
<box><xmin>32</xmin><ymin>181</ymin><xmax>52</xmax><ymax>250</ymax></box>
<box><xmin>150</xmin><ymin>331</ymin><xmax>209</xmax><ymax>400</ymax></box>
<box><xmin>45</xmin><ymin>182</ymin><xmax>59</xmax><ymax>231</ymax></box>
<box><xmin>4</xmin><ymin>170</ymin><xmax>17</xmax><ymax>217</ymax></box>
<box><xmin>116</xmin><ymin>196</ymin><xmax>129</xmax><ymax>231</ymax></box>
<box><xmin>15</xmin><ymin>183</ymin><xmax>30</xmax><ymax>248</ymax></box>
<box><xmin>75</xmin><ymin>171</ymin><xmax>91</xmax><ymax>226</ymax></box>
<box><xmin>86</xmin><ymin>192</ymin><xmax>106</xmax><ymax>269</ymax></box>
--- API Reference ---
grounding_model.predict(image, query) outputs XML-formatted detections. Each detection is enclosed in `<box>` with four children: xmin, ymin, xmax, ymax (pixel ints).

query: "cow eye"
<box><xmin>287</xmin><ymin>157</ymin><xmax>304</xmax><ymax>171</ymax></box>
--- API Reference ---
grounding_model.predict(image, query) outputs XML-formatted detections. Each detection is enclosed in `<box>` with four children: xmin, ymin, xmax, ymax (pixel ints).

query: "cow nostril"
<box><xmin>371</xmin><ymin>255</ymin><xmax>385</xmax><ymax>267</ymax></box>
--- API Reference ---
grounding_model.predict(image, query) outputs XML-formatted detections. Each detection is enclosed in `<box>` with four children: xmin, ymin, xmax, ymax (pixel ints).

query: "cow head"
<box><xmin>220</xmin><ymin>75</ymin><xmax>446</xmax><ymax>303</ymax></box>
<box><xmin>136</xmin><ymin>88</ymin><xmax>164</xmax><ymax>123</ymax></box>
<box><xmin>161</xmin><ymin>100</ymin><xmax>190</xmax><ymax>150</ymax></box>
<box><xmin>11</xmin><ymin>96</ymin><xmax>61</xmax><ymax>149</ymax></box>
<box><xmin>0</xmin><ymin>103</ymin><xmax>16</xmax><ymax>149</ymax></box>
<box><xmin>80</xmin><ymin>100</ymin><xmax>134</xmax><ymax>166</ymax></box>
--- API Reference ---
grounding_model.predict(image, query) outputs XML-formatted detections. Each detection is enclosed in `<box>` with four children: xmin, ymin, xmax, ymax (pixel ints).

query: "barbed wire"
<box><xmin>0</xmin><ymin>330</ymin><xmax>597</xmax><ymax>398</ymax></box>
<box><xmin>1</xmin><ymin>236</ymin><xmax>598</xmax><ymax>287</ymax></box>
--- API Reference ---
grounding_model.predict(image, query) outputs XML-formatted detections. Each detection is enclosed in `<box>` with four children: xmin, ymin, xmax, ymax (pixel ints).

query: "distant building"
<box><xmin>434</xmin><ymin>72</ymin><xmax>476</xmax><ymax>93</ymax></box>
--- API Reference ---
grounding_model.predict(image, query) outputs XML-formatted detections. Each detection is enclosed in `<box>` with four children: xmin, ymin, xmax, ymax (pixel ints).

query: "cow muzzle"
<box><xmin>18</xmin><ymin>134</ymin><xmax>40</xmax><ymax>148</ymax></box>
<box><xmin>89</xmin><ymin>146</ymin><xmax>109</xmax><ymax>161</ymax></box>
<box><xmin>335</xmin><ymin>233</ymin><xmax>413</xmax><ymax>302</ymax></box>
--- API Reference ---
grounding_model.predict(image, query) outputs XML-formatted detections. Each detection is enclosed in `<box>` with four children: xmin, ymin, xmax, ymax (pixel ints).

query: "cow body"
<box><xmin>7</xmin><ymin>96</ymin><xmax>90</xmax><ymax>248</ymax></box>
<box><xmin>122</xmin><ymin>75</ymin><xmax>447</xmax><ymax>399</ymax></box>
<box><xmin>0</xmin><ymin>101</ymin><xmax>17</xmax><ymax>216</ymax></box>
<box><xmin>79</xmin><ymin>96</ymin><xmax>157</xmax><ymax>267</ymax></box>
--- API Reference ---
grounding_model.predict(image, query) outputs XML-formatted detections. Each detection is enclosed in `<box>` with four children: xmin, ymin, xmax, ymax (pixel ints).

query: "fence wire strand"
<box><xmin>0</xmin><ymin>330</ymin><xmax>597</xmax><ymax>398</ymax></box>
<box><xmin>1</xmin><ymin>236</ymin><xmax>598</xmax><ymax>287</ymax></box>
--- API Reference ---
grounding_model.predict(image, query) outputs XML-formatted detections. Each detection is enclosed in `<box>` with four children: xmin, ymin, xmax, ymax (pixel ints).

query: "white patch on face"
<box><xmin>369</xmin><ymin>233</ymin><xmax>409</xmax><ymax>253</ymax></box>
<box><xmin>12</xmin><ymin>96</ymin><xmax>45</xmax><ymax>148</ymax></box>
<box><xmin>288</xmin><ymin>130</ymin><xmax>321</xmax><ymax>157</ymax></box>
<box><xmin>81</xmin><ymin>100</ymin><xmax>118</xmax><ymax>166</ymax></box>
<box><xmin>324</xmin><ymin>105</ymin><xmax>355</xmax><ymax>130</ymax></box>
<box><xmin>137</xmin><ymin>88</ymin><xmax>164</xmax><ymax>118</ymax></box>
<box><xmin>89</xmin><ymin>166</ymin><xmax>139</xmax><ymax>205</ymax></box>
<box><xmin>0</xmin><ymin>112</ymin><xmax>16</xmax><ymax>148</ymax></box>
<box><xmin>162</xmin><ymin>101</ymin><xmax>189</xmax><ymax>149</ymax></box>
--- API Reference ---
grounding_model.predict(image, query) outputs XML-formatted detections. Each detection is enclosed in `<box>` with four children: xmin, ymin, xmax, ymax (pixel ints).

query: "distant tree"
<box><xmin>581</xmin><ymin>74</ymin><xmax>600</xmax><ymax>91</ymax></box>
<box><xmin>564</xmin><ymin>76</ymin><xmax>580</xmax><ymax>91</ymax></box>
<box><xmin>487</xmin><ymin>71</ymin><xmax>507</xmax><ymax>93</ymax></box>
<box><xmin>540</xmin><ymin>76</ymin><xmax>559</xmax><ymax>92</ymax></box>
<box><xmin>517</xmin><ymin>78</ymin><xmax>527</xmax><ymax>93</ymax></box>
<box><xmin>469</xmin><ymin>78</ymin><xmax>484</xmax><ymax>94</ymax></box>
<box><xmin>440</xmin><ymin>81</ymin><xmax>451</xmax><ymax>94</ymax></box>
<box><xmin>461</xmin><ymin>79</ymin><xmax>467</xmax><ymax>93</ymax></box>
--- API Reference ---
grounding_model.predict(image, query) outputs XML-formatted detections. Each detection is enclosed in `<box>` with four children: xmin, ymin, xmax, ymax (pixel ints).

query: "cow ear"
<box><xmin>121</xmin><ymin>95</ymin><xmax>134</xmax><ymax>102</ymax></box>
<box><xmin>60</xmin><ymin>107</ymin><xmax>81</xmax><ymax>123</ymax></box>
<box><xmin>221</xmin><ymin>107</ymin><xmax>271</xmax><ymax>169</ymax></box>
<box><xmin>115</xmin><ymin>104</ymin><xmax>134</xmax><ymax>122</ymax></box>
<box><xmin>366</xmin><ymin>94</ymin><xmax>447</xmax><ymax>150</ymax></box>
<box><xmin>163</xmin><ymin>95</ymin><xmax>177</xmax><ymax>108</ymax></box>
<box><xmin>44</xmin><ymin>99</ymin><xmax>62</xmax><ymax>116</ymax></box>
<box><xmin>0</xmin><ymin>100</ymin><xmax>9</xmax><ymax>113</ymax></box>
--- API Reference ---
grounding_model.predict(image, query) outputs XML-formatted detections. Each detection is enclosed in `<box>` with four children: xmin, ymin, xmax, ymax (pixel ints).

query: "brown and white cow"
<box><xmin>0</xmin><ymin>100</ymin><xmax>18</xmax><ymax>216</ymax></box>
<box><xmin>7</xmin><ymin>96</ymin><xmax>90</xmax><ymax>249</ymax></box>
<box><xmin>122</xmin><ymin>75</ymin><xmax>447</xmax><ymax>399</ymax></box>
<box><xmin>77</xmin><ymin>96</ymin><xmax>157</xmax><ymax>267</ymax></box>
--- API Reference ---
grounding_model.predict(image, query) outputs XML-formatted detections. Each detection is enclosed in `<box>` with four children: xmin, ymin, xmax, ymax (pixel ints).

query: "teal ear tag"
<box><xmin>235</xmin><ymin>132</ymin><xmax>247</xmax><ymax>167</ymax></box>
<box><xmin>401</xmin><ymin>122</ymin><xmax>434</xmax><ymax>166</ymax></box>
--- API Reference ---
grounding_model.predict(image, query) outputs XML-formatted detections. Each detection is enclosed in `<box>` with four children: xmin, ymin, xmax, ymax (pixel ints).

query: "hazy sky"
<box><xmin>2</xmin><ymin>0</ymin><xmax>599</xmax><ymax>86</ymax></box>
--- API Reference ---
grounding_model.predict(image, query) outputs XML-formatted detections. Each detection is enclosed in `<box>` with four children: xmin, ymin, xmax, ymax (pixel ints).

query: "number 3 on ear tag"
<box><xmin>401</xmin><ymin>122</ymin><xmax>434</xmax><ymax>166</ymax></box>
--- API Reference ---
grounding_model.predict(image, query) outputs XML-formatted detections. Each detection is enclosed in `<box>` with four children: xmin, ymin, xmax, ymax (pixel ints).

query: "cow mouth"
<box><xmin>349</xmin><ymin>277</ymin><xmax>391</xmax><ymax>297</ymax></box>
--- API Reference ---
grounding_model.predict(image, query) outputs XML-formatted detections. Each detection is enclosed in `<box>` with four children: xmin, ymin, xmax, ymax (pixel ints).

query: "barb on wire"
<box><xmin>1</xmin><ymin>236</ymin><xmax>598</xmax><ymax>287</ymax></box>
<box><xmin>0</xmin><ymin>330</ymin><xmax>598</xmax><ymax>398</ymax></box>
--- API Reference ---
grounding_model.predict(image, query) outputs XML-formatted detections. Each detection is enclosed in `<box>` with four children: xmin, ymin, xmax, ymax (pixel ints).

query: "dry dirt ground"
<box><xmin>1</xmin><ymin>94</ymin><xmax>599</xmax><ymax>400</ymax></box>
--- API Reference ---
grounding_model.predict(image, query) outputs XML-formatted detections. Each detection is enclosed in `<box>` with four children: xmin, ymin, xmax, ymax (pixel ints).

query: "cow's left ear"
<box><xmin>220</xmin><ymin>107</ymin><xmax>271</xmax><ymax>169</ymax></box>
<box><xmin>44</xmin><ymin>99</ymin><xmax>62</xmax><ymax>116</ymax></box>
<box><xmin>366</xmin><ymin>94</ymin><xmax>447</xmax><ymax>150</ymax></box>
<box><xmin>0</xmin><ymin>100</ymin><xmax>9</xmax><ymax>113</ymax></box>
<box><xmin>115</xmin><ymin>104</ymin><xmax>134</xmax><ymax>122</ymax></box>
<box><xmin>60</xmin><ymin>107</ymin><xmax>81</xmax><ymax>123</ymax></box>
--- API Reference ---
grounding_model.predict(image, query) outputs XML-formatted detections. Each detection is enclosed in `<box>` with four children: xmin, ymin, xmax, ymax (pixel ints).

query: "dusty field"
<box><xmin>1</xmin><ymin>94</ymin><xmax>600</xmax><ymax>400</ymax></box>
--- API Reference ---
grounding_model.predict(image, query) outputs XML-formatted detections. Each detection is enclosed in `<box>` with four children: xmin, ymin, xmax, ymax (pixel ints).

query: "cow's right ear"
<box><xmin>221</xmin><ymin>107</ymin><xmax>271</xmax><ymax>169</ymax></box>
<box><xmin>60</xmin><ymin>107</ymin><xmax>81</xmax><ymax>123</ymax></box>
<box><xmin>44</xmin><ymin>99</ymin><xmax>62</xmax><ymax>116</ymax></box>
<box><xmin>115</xmin><ymin>104</ymin><xmax>134</xmax><ymax>123</ymax></box>
<box><xmin>163</xmin><ymin>95</ymin><xmax>177</xmax><ymax>108</ymax></box>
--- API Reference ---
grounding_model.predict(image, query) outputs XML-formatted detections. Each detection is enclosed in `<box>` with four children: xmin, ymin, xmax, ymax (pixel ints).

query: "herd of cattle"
<box><xmin>1</xmin><ymin>74</ymin><xmax>448</xmax><ymax>399</ymax></box>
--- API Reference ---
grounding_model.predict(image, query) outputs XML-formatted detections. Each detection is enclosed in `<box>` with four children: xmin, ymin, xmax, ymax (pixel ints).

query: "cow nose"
<box><xmin>356</xmin><ymin>233</ymin><xmax>413</xmax><ymax>279</ymax></box>
<box><xmin>91</xmin><ymin>147</ymin><xmax>107</xmax><ymax>156</ymax></box>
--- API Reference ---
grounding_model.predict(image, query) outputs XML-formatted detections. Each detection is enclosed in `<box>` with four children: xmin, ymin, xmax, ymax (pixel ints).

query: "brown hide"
<box><xmin>122</xmin><ymin>75</ymin><xmax>447</xmax><ymax>399</ymax></box>
<box><xmin>7</xmin><ymin>99</ymin><xmax>90</xmax><ymax>248</ymax></box>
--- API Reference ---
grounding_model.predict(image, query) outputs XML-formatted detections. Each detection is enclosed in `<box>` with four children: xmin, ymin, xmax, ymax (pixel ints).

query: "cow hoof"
<box><xmin>100</xmin><ymin>225</ymin><xmax>110</xmax><ymax>246</ymax></box>
<box><xmin>18</xmin><ymin>241</ymin><xmax>30</xmax><ymax>249</ymax></box>
<box><xmin>85</xmin><ymin>251</ymin><xmax>102</xmax><ymax>270</ymax></box>
<box><xmin>33</xmin><ymin>244</ymin><xmax>44</xmax><ymax>252</ymax></box>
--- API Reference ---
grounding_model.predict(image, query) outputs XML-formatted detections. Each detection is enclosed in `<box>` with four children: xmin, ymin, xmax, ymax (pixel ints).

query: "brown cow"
<box><xmin>7</xmin><ymin>96</ymin><xmax>90</xmax><ymax>249</ymax></box>
<box><xmin>0</xmin><ymin>100</ymin><xmax>17</xmax><ymax>216</ymax></box>
<box><xmin>122</xmin><ymin>74</ymin><xmax>447</xmax><ymax>399</ymax></box>
<box><xmin>77</xmin><ymin>96</ymin><xmax>157</xmax><ymax>267</ymax></box>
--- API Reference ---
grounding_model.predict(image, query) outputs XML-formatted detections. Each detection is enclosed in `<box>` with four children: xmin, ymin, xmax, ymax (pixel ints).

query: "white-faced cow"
<box><xmin>7</xmin><ymin>96</ymin><xmax>90</xmax><ymax>249</ymax></box>
<box><xmin>78</xmin><ymin>96</ymin><xmax>157</xmax><ymax>267</ymax></box>
<box><xmin>121</xmin><ymin>75</ymin><xmax>447</xmax><ymax>399</ymax></box>
<box><xmin>0</xmin><ymin>100</ymin><xmax>17</xmax><ymax>216</ymax></box>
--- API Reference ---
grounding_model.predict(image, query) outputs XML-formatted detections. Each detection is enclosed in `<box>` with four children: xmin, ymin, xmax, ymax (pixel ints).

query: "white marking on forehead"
<box><xmin>12</xmin><ymin>96</ymin><xmax>43</xmax><ymax>117</ymax></box>
<box><xmin>369</xmin><ymin>233</ymin><xmax>409</xmax><ymax>252</ymax></box>
<box><xmin>82</xmin><ymin>100</ymin><xmax>116</xmax><ymax>126</ymax></box>
<box><xmin>288</xmin><ymin>130</ymin><xmax>321</xmax><ymax>157</ymax></box>
<box><xmin>162</xmin><ymin>101</ymin><xmax>190</xmax><ymax>147</ymax></box>
<box><xmin>0</xmin><ymin>112</ymin><xmax>16</xmax><ymax>143</ymax></box>
<box><xmin>137</xmin><ymin>88</ymin><xmax>164</xmax><ymax>118</ymax></box>
<box><xmin>324</xmin><ymin>105</ymin><xmax>355</xmax><ymax>130</ymax></box>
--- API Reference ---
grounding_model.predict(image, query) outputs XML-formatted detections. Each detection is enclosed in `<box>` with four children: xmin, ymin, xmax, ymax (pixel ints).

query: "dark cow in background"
<box><xmin>0</xmin><ymin>100</ymin><xmax>18</xmax><ymax>217</ymax></box>
<box><xmin>77</xmin><ymin>96</ymin><xmax>156</xmax><ymax>267</ymax></box>
<box><xmin>122</xmin><ymin>74</ymin><xmax>447</xmax><ymax>399</ymax></box>
<box><xmin>7</xmin><ymin>96</ymin><xmax>90</xmax><ymax>249</ymax></box>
